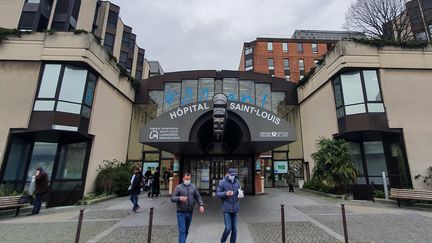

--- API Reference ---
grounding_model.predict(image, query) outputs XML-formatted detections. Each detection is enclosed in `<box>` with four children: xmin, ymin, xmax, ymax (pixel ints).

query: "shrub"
<box><xmin>303</xmin><ymin>179</ymin><xmax>333</xmax><ymax>193</ymax></box>
<box><xmin>373</xmin><ymin>190</ymin><xmax>385</xmax><ymax>199</ymax></box>
<box><xmin>95</xmin><ymin>159</ymin><xmax>133</xmax><ymax>196</ymax></box>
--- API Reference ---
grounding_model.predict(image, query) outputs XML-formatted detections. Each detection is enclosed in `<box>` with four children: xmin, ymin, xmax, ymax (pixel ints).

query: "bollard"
<box><xmin>382</xmin><ymin>172</ymin><xmax>389</xmax><ymax>200</ymax></box>
<box><xmin>75</xmin><ymin>209</ymin><xmax>84</xmax><ymax>243</ymax></box>
<box><xmin>147</xmin><ymin>207</ymin><xmax>154</xmax><ymax>243</ymax></box>
<box><xmin>341</xmin><ymin>204</ymin><xmax>348</xmax><ymax>243</ymax></box>
<box><xmin>281</xmin><ymin>204</ymin><xmax>286</xmax><ymax>243</ymax></box>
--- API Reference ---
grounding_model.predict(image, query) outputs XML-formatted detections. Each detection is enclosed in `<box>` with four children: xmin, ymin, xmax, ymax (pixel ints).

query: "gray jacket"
<box><xmin>171</xmin><ymin>183</ymin><xmax>204</xmax><ymax>212</ymax></box>
<box><xmin>216</xmin><ymin>176</ymin><xmax>241</xmax><ymax>213</ymax></box>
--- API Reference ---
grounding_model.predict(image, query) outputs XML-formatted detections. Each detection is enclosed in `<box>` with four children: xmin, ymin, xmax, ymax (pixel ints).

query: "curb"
<box><xmin>300</xmin><ymin>188</ymin><xmax>348</xmax><ymax>200</ymax></box>
<box><xmin>78</xmin><ymin>195</ymin><xmax>117</xmax><ymax>205</ymax></box>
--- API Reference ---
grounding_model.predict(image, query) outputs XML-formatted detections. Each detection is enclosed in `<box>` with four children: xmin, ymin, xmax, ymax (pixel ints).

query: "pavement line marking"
<box><xmin>86</xmin><ymin>219</ymin><xmax>125</xmax><ymax>243</ymax></box>
<box><xmin>289</xmin><ymin>205</ymin><xmax>345</xmax><ymax>242</ymax></box>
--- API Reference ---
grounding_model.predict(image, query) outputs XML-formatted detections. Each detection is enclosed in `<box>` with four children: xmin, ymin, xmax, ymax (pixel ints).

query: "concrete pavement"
<box><xmin>1</xmin><ymin>188</ymin><xmax>432</xmax><ymax>242</ymax></box>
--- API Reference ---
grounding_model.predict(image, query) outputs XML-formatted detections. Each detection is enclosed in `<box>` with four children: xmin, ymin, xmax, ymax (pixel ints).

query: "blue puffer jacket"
<box><xmin>216</xmin><ymin>176</ymin><xmax>241</xmax><ymax>213</ymax></box>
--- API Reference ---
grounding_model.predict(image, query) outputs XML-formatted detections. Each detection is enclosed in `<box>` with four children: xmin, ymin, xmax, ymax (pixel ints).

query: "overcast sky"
<box><xmin>109</xmin><ymin>0</ymin><xmax>356</xmax><ymax>72</ymax></box>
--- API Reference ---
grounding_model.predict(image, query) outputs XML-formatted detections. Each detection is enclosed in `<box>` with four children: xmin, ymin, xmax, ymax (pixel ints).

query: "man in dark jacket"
<box><xmin>171</xmin><ymin>173</ymin><xmax>205</xmax><ymax>243</ymax></box>
<box><xmin>216</xmin><ymin>168</ymin><xmax>241</xmax><ymax>243</ymax></box>
<box><xmin>129</xmin><ymin>166</ymin><xmax>142</xmax><ymax>212</ymax></box>
<box><xmin>32</xmin><ymin>167</ymin><xmax>49</xmax><ymax>215</ymax></box>
<box><xmin>151</xmin><ymin>167</ymin><xmax>161</xmax><ymax>198</ymax></box>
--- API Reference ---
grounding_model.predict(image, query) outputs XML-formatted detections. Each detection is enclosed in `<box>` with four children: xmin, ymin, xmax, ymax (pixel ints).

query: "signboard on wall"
<box><xmin>273</xmin><ymin>161</ymin><xmax>288</xmax><ymax>174</ymax></box>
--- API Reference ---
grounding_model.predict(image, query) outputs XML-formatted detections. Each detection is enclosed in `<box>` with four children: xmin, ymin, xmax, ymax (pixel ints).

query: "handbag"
<box><xmin>238</xmin><ymin>185</ymin><xmax>244</xmax><ymax>199</ymax></box>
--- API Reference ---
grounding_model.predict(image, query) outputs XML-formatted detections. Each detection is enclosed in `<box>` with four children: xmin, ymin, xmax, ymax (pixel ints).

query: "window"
<box><xmin>283</xmin><ymin>59</ymin><xmax>289</xmax><ymax>70</ymax></box>
<box><xmin>198</xmin><ymin>78</ymin><xmax>215</xmax><ymax>102</ymax></box>
<box><xmin>245</xmin><ymin>47</ymin><xmax>253</xmax><ymax>55</ymax></box>
<box><xmin>107</xmin><ymin>10</ymin><xmax>118</xmax><ymax>28</ymax></box>
<box><xmin>135</xmin><ymin>70</ymin><xmax>142</xmax><ymax>81</ymax></box>
<box><xmin>18</xmin><ymin>12</ymin><xmax>36</xmax><ymax>30</ymax></box>
<box><xmin>122</xmin><ymin>32</ymin><xmax>130</xmax><ymax>46</ymax></box>
<box><xmin>71</xmin><ymin>0</ymin><xmax>81</xmax><ymax>20</ymax></box>
<box><xmin>223</xmin><ymin>78</ymin><xmax>239</xmax><ymax>101</ymax></box>
<box><xmin>26</xmin><ymin>0</ymin><xmax>41</xmax><ymax>3</ymax></box>
<box><xmin>267</xmin><ymin>42</ymin><xmax>273</xmax><ymax>52</ymax></box>
<box><xmin>119</xmin><ymin>51</ymin><xmax>128</xmax><ymax>65</ymax></box>
<box><xmin>181</xmin><ymin>80</ymin><xmax>198</xmax><ymax>106</ymax></box>
<box><xmin>245</xmin><ymin>59</ymin><xmax>253</xmax><ymax>70</ymax></box>
<box><xmin>285</xmin><ymin>75</ymin><xmax>290</xmax><ymax>81</ymax></box>
<box><xmin>34</xmin><ymin>64</ymin><xmax>97</xmax><ymax>117</ymax></box>
<box><xmin>314</xmin><ymin>60</ymin><xmax>319</xmax><ymax>66</ymax></box>
<box><xmin>163</xmin><ymin>83</ymin><xmax>181</xmax><ymax>112</ymax></box>
<box><xmin>56</xmin><ymin>142</ymin><xmax>87</xmax><ymax>180</ymax></box>
<box><xmin>271</xmin><ymin>92</ymin><xmax>285</xmax><ymax>114</ymax></box>
<box><xmin>297</xmin><ymin>43</ymin><xmax>303</xmax><ymax>53</ymax></box>
<box><xmin>299</xmin><ymin>59</ymin><xmax>304</xmax><ymax>74</ymax></box>
<box><xmin>268</xmin><ymin>58</ymin><xmax>274</xmax><ymax>70</ymax></box>
<box><xmin>312</xmin><ymin>43</ymin><xmax>318</xmax><ymax>53</ymax></box>
<box><xmin>282</xmin><ymin>43</ymin><xmax>288</xmax><ymax>52</ymax></box>
<box><xmin>239</xmin><ymin>80</ymin><xmax>255</xmax><ymax>104</ymax></box>
<box><xmin>104</xmin><ymin>33</ymin><xmax>115</xmax><ymax>53</ymax></box>
<box><xmin>364</xmin><ymin>141</ymin><xmax>388</xmax><ymax>185</ymax></box>
<box><xmin>350</xmin><ymin>143</ymin><xmax>366</xmax><ymax>184</ymax></box>
<box><xmin>149</xmin><ymin>90</ymin><xmax>164</xmax><ymax>116</ymax></box>
<box><xmin>333</xmin><ymin>70</ymin><xmax>384</xmax><ymax>117</ymax></box>
<box><xmin>255</xmin><ymin>83</ymin><xmax>271</xmax><ymax>111</ymax></box>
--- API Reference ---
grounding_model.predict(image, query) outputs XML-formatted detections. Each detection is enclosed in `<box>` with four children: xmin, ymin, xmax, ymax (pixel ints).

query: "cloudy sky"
<box><xmin>109</xmin><ymin>0</ymin><xmax>356</xmax><ymax>72</ymax></box>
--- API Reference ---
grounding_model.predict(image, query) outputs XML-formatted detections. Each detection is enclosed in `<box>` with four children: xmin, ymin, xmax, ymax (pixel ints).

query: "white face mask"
<box><xmin>183</xmin><ymin>180</ymin><xmax>191</xmax><ymax>186</ymax></box>
<box><xmin>228</xmin><ymin>175</ymin><xmax>235</xmax><ymax>181</ymax></box>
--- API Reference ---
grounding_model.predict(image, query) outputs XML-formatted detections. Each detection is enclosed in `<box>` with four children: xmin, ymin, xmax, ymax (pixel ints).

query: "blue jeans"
<box><xmin>221</xmin><ymin>212</ymin><xmax>238</xmax><ymax>243</ymax></box>
<box><xmin>177</xmin><ymin>211</ymin><xmax>193</xmax><ymax>243</ymax></box>
<box><xmin>129</xmin><ymin>193</ymin><xmax>139</xmax><ymax>210</ymax></box>
<box><xmin>32</xmin><ymin>193</ymin><xmax>45</xmax><ymax>214</ymax></box>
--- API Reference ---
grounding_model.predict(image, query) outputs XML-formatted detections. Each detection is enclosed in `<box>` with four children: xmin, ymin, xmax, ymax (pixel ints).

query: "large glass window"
<box><xmin>3</xmin><ymin>138</ymin><xmax>31</xmax><ymax>181</ymax></box>
<box><xmin>163</xmin><ymin>83</ymin><xmax>181</xmax><ymax>112</ymax></box>
<box><xmin>364</xmin><ymin>141</ymin><xmax>388</xmax><ymax>185</ymax></box>
<box><xmin>181</xmin><ymin>80</ymin><xmax>198</xmax><ymax>106</ymax></box>
<box><xmin>223</xmin><ymin>78</ymin><xmax>239</xmax><ymax>101</ymax></box>
<box><xmin>56</xmin><ymin>142</ymin><xmax>87</xmax><ymax>180</ymax></box>
<box><xmin>350</xmin><ymin>143</ymin><xmax>366</xmax><ymax>184</ymax></box>
<box><xmin>149</xmin><ymin>90</ymin><xmax>164</xmax><ymax>116</ymax></box>
<box><xmin>26</xmin><ymin>142</ymin><xmax>57</xmax><ymax>181</ymax></box>
<box><xmin>341</xmin><ymin>71</ymin><xmax>365</xmax><ymax>115</ymax></box>
<box><xmin>198</xmin><ymin>78</ymin><xmax>214</xmax><ymax>102</ymax></box>
<box><xmin>333</xmin><ymin>70</ymin><xmax>384</xmax><ymax>117</ymax></box>
<box><xmin>271</xmin><ymin>92</ymin><xmax>285</xmax><ymax>114</ymax></box>
<box><xmin>38</xmin><ymin>64</ymin><xmax>61</xmax><ymax>98</ymax></box>
<box><xmin>34</xmin><ymin>64</ymin><xmax>97</xmax><ymax>117</ymax></box>
<box><xmin>239</xmin><ymin>80</ymin><xmax>255</xmax><ymax>104</ymax></box>
<box><xmin>255</xmin><ymin>83</ymin><xmax>271</xmax><ymax>111</ymax></box>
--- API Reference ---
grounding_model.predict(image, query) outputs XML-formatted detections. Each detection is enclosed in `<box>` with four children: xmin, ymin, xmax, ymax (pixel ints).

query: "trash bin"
<box><xmin>298</xmin><ymin>179</ymin><xmax>304</xmax><ymax>189</ymax></box>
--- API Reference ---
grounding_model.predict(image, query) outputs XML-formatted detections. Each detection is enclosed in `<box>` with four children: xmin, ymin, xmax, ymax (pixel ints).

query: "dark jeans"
<box><xmin>32</xmin><ymin>192</ymin><xmax>45</xmax><ymax>214</ymax></box>
<box><xmin>289</xmin><ymin>184</ymin><xmax>294</xmax><ymax>192</ymax></box>
<box><xmin>177</xmin><ymin>211</ymin><xmax>193</xmax><ymax>243</ymax></box>
<box><xmin>129</xmin><ymin>193</ymin><xmax>139</xmax><ymax>210</ymax></box>
<box><xmin>221</xmin><ymin>212</ymin><xmax>238</xmax><ymax>243</ymax></box>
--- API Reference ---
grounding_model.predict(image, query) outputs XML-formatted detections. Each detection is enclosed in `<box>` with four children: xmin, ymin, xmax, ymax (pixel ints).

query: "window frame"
<box><xmin>311</xmin><ymin>43</ymin><xmax>318</xmax><ymax>54</ymax></box>
<box><xmin>267</xmin><ymin>42</ymin><xmax>273</xmax><ymax>52</ymax></box>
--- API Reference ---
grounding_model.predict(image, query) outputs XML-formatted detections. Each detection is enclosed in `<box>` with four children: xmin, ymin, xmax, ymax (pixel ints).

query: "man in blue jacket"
<box><xmin>171</xmin><ymin>173</ymin><xmax>205</xmax><ymax>243</ymax></box>
<box><xmin>216</xmin><ymin>168</ymin><xmax>241</xmax><ymax>243</ymax></box>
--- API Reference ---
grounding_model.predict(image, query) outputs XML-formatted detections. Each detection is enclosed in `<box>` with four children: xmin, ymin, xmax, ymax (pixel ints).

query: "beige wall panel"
<box><xmin>380</xmin><ymin>69</ymin><xmax>432</xmax><ymax>190</ymax></box>
<box><xmin>0</xmin><ymin>61</ymin><xmax>40</xmax><ymax>165</ymax></box>
<box><xmin>84</xmin><ymin>78</ymin><xmax>133</xmax><ymax>193</ymax></box>
<box><xmin>131</xmin><ymin>44</ymin><xmax>138</xmax><ymax>77</ymax></box>
<box><xmin>76</xmin><ymin>0</ymin><xmax>98</xmax><ymax>32</ymax></box>
<box><xmin>0</xmin><ymin>0</ymin><xmax>25</xmax><ymax>29</ymax></box>
<box><xmin>112</xmin><ymin>19</ymin><xmax>124</xmax><ymax>61</ymax></box>
<box><xmin>299</xmin><ymin>82</ymin><xmax>338</xmax><ymax>174</ymax></box>
<box><xmin>127</xmin><ymin>105</ymin><xmax>147</xmax><ymax>161</ymax></box>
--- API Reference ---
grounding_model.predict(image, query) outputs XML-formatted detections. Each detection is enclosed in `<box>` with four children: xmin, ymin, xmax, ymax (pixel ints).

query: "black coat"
<box><xmin>35</xmin><ymin>171</ymin><xmax>49</xmax><ymax>194</ymax></box>
<box><xmin>131</xmin><ymin>173</ymin><xmax>142</xmax><ymax>194</ymax></box>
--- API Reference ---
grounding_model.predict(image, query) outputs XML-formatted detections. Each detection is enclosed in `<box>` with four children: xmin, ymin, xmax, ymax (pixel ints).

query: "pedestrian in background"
<box><xmin>128</xmin><ymin>166</ymin><xmax>142</xmax><ymax>212</ymax></box>
<box><xmin>32</xmin><ymin>167</ymin><xmax>49</xmax><ymax>215</ymax></box>
<box><xmin>171</xmin><ymin>173</ymin><xmax>205</xmax><ymax>243</ymax></box>
<box><xmin>216</xmin><ymin>168</ymin><xmax>242</xmax><ymax>243</ymax></box>
<box><xmin>151</xmin><ymin>167</ymin><xmax>161</xmax><ymax>198</ymax></box>
<box><xmin>287</xmin><ymin>170</ymin><xmax>296</xmax><ymax>193</ymax></box>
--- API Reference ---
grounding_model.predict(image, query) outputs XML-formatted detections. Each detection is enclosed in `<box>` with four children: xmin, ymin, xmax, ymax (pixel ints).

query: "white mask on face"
<box><xmin>228</xmin><ymin>175</ymin><xmax>235</xmax><ymax>181</ymax></box>
<box><xmin>183</xmin><ymin>180</ymin><xmax>191</xmax><ymax>186</ymax></box>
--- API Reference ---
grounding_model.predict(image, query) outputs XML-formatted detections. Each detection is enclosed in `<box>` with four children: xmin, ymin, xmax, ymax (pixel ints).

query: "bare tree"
<box><xmin>344</xmin><ymin>0</ymin><xmax>413</xmax><ymax>42</ymax></box>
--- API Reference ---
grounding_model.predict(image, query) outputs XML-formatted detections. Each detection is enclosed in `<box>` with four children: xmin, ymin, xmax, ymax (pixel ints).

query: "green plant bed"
<box><xmin>95</xmin><ymin>159</ymin><xmax>133</xmax><ymax>196</ymax></box>
<box><xmin>77</xmin><ymin>193</ymin><xmax>116</xmax><ymax>205</ymax></box>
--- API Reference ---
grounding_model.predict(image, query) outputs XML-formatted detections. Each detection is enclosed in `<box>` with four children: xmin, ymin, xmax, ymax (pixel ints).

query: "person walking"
<box><xmin>151</xmin><ymin>167</ymin><xmax>161</xmax><ymax>198</ymax></box>
<box><xmin>171</xmin><ymin>173</ymin><xmax>205</xmax><ymax>243</ymax></box>
<box><xmin>287</xmin><ymin>170</ymin><xmax>296</xmax><ymax>193</ymax></box>
<box><xmin>128</xmin><ymin>166</ymin><xmax>142</xmax><ymax>212</ymax></box>
<box><xmin>216</xmin><ymin>168</ymin><xmax>242</xmax><ymax>243</ymax></box>
<box><xmin>32</xmin><ymin>167</ymin><xmax>49</xmax><ymax>215</ymax></box>
<box><xmin>163</xmin><ymin>169</ymin><xmax>171</xmax><ymax>190</ymax></box>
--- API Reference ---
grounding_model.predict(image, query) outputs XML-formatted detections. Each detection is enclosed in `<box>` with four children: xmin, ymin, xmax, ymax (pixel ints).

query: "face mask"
<box><xmin>184</xmin><ymin>180</ymin><xmax>191</xmax><ymax>186</ymax></box>
<box><xmin>228</xmin><ymin>175</ymin><xmax>235</xmax><ymax>181</ymax></box>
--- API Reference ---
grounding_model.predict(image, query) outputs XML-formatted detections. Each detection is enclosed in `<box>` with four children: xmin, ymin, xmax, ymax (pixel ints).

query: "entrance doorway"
<box><xmin>183</xmin><ymin>156</ymin><xmax>253</xmax><ymax>195</ymax></box>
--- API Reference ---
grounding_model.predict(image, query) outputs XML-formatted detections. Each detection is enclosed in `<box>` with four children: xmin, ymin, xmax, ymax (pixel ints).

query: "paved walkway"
<box><xmin>1</xmin><ymin>188</ymin><xmax>432</xmax><ymax>242</ymax></box>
